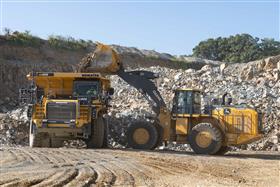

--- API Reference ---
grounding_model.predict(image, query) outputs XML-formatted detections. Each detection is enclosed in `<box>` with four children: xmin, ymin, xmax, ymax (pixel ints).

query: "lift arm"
<box><xmin>78</xmin><ymin>43</ymin><xmax>167</xmax><ymax>115</ymax></box>
<box><xmin>78</xmin><ymin>43</ymin><xmax>172</xmax><ymax>140</ymax></box>
<box><xmin>116</xmin><ymin>69</ymin><xmax>166</xmax><ymax>115</ymax></box>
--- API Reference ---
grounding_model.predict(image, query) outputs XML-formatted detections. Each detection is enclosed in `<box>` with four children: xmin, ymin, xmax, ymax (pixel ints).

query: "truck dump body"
<box><xmin>21</xmin><ymin>72</ymin><xmax>112</xmax><ymax>148</ymax></box>
<box><xmin>27</xmin><ymin>72</ymin><xmax>110</xmax><ymax>97</ymax></box>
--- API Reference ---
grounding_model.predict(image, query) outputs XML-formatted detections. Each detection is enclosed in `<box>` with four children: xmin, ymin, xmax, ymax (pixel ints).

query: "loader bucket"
<box><xmin>78</xmin><ymin>43</ymin><xmax>122</xmax><ymax>73</ymax></box>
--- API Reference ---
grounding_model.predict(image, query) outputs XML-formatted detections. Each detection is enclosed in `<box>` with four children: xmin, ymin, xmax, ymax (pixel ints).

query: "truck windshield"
<box><xmin>73</xmin><ymin>81</ymin><xmax>100</xmax><ymax>97</ymax></box>
<box><xmin>194</xmin><ymin>91</ymin><xmax>201</xmax><ymax>104</ymax></box>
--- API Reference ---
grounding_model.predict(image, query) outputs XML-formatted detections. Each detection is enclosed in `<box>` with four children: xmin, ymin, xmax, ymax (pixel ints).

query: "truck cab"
<box><xmin>20</xmin><ymin>72</ymin><xmax>113</xmax><ymax>148</ymax></box>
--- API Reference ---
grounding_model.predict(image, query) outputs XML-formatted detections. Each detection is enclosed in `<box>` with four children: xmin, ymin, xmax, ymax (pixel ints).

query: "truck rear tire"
<box><xmin>87</xmin><ymin>117</ymin><xmax>105</xmax><ymax>148</ymax></box>
<box><xmin>102</xmin><ymin>120</ymin><xmax>109</xmax><ymax>148</ymax></box>
<box><xmin>189</xmin><ymin>123</ymin><xmax>222</xmax><ymax>155</ymax></box>
<box><xmin>50</xmin><ymin>138</ymin><xmax>64</xmax><ymax>148</ymax></box>
<box><xmin>29</xmin><ymin>121</ymin><xmax>50</xmax><ymax>148</ymax></box>
<box><xmin>127</xmin><ymin>122</ymin><xmax>158</xmax><ymax>150</ymax></box>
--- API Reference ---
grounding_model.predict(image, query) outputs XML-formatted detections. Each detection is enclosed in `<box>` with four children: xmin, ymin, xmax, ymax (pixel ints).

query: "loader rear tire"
<box><xmin>189</xmin><ymin>123</ymin><xmax>222</xmax><ymax>155</ymax></box>
<box><xmin>29</xmin><ymin>121</ymin><xmax>50</xmax><ymax>148</ymax></box>
<box><xmin>87</xmin><ymin>117</ymin><xmax>105</xmax><ymax>149</ymax></box>
<box><xmin>127</xmin><ymin>122</ymin><xmax>158</xmax><ymax>150</ymax></box>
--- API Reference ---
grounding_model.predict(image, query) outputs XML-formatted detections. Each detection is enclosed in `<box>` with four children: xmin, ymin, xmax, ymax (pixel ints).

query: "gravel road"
<box><xmin>0</xmin><ymin>147</ymin><xmax>279</xmax><ymax>187</ymax></box>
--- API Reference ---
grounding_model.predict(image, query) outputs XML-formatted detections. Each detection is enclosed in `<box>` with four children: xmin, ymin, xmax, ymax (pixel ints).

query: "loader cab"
<box><xmin>172</xmin><ymin>89</ymin><xmax>201</xmax><ymax>115</ymax></box>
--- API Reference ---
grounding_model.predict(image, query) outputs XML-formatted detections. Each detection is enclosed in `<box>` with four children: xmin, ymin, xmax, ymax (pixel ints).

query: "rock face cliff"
<box><xmin>0</xmin><ymin>35</ymin><xmax>212</xmax><ymax>111</ymax></box>
<box><xmin>0</xmin><ymin>35</ymin><xmax>83</xmax><ymax>111</ymax></box>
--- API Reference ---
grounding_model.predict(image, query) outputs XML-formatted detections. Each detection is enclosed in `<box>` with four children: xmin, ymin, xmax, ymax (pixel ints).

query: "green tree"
<box><xmin>259</xmin><ymin>38</ymin><xmax>280</xmax><ymax>57</ymax></box>
<box><xmin>192</xmin><ymin>34</ymin><xmax>279</xmax><ymax>63</ymax></box>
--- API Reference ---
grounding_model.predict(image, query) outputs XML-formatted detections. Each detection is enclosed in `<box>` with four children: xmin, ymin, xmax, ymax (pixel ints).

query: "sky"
<box><xmin>0</xmin><ymin>0</ymin><xmax>279</xmax><ymax>55</ymax></box>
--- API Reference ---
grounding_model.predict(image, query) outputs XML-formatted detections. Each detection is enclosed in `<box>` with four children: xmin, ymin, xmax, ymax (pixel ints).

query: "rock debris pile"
<box><xmin>0</xmin><ymin>55</ymin><xmax>279</xmax><ymax>151</ymax></box>
<box><xmin>108</xmin><ymin>55</ymin><xmax>280</xmax><ymax>151</ymax></box>
<box><xmin>0</xmin><ymin>108</ymin><xmax>29</xmax><ymax>146</ymax></box>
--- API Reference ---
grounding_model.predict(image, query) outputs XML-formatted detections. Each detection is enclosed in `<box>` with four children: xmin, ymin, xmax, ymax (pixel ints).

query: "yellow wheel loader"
<box><xmin>78</xmin><ymin>43</ymin><xmax>263</xmax><ymax>155</ymax></box>
<box><xmin>20</xmin><ymin>72</ymin><xmax>114</xmax><ymax>148</ymax></box>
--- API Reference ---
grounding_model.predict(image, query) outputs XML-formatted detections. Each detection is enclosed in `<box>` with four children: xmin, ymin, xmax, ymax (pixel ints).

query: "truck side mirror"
<box><xmin>108</xmin><ymin>88</ymin><xmax>114</xmax><ymax>96</ymax></box>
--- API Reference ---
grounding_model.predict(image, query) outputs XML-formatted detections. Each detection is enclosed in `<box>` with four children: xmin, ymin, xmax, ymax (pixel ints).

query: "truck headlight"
<box><xmin>42</xmin><ymin>119</ymin><xmax>48</xmax><ymax>128</ymax></box>
<box><xmin>70</xmin><ymin>119</ymin><xmax>76</xmax><ymax>128</ymax></box>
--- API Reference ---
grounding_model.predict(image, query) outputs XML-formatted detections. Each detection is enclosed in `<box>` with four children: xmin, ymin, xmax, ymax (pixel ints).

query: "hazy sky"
<box><xmin>1</xmin><ymin>0</ymin><xmax>279</xmax><ymax>55</ymax></box>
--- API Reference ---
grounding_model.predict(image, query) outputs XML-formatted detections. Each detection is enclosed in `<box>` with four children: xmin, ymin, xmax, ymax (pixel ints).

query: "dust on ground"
<box><xmin>0</xmin><ymin>147</ymin><xmax>279</xmax><ymax>187</ymax></box>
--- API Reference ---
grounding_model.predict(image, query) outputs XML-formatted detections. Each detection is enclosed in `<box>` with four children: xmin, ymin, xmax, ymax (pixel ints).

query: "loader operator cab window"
<box><xmin>172</xmin><ymin>90</ymin><xmax>201</xmax><ymax>114</ymax></box>
<box><xmin>193</xmin><ymin>91</ymin><xmax>201</xmax><ymax>114</ymax></box>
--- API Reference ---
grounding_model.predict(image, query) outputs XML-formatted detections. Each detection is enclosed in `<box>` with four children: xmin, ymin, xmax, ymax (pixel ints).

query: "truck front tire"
<box><xmin>29</xmin><ymin>120</ymin><xmax>50</xmax><ymax>148</ymax></box>
<box><xmin>102</xmin><ymin>120</ymin><xmax>109</xmax><ymax>148</ymax></box>
<box><xmin>87</xmin><ymin>117</ymin><xmax>105</xmax><ymax>148</ymax></box>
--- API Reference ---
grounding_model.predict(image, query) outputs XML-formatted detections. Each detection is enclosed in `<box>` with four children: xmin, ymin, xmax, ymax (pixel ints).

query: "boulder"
<box><xmin>220</xmin><ymin>63</ymin><xmax>227</xmax><ymax>75</ymax></box>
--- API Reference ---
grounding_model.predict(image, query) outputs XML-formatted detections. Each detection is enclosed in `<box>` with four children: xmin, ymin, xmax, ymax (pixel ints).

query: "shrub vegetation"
<box><xmin>192</xmin><ymin>34</ymin><xmax>280</xmax><ymax>63</ymax></box>
<box><xmin>3</xmin><ymin>28</ymin><xmax>41</xmax><ymax>46</ymax></box>
<box><xmin>48</xmin><ymin>35</ymin><xmax>94</xmax><ymax>50</ymax></box>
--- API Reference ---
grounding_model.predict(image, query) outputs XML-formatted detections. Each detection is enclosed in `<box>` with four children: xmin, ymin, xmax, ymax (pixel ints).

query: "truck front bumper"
<box><xmin>37</xmin><ymin>124</ymin><xmax>91</xmax><ymax>139</ymax></box>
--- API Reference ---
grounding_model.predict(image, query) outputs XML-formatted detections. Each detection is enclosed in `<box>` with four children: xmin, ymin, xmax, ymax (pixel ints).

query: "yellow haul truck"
<box><xmin>78</xmin><ymin>43</ymin><xmax>263</xmax><ymax>154</ymax></box>
<box><xmin>20</xmin><ymin>72</ymin><xmax>114</xmax><ymax>148</ymax></box>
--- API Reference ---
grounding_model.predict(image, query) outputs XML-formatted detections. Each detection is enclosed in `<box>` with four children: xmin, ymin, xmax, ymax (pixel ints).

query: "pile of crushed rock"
<box><xmin>108</xmin><ymin>55</ymin><xmax>280</xmax><ymax>151</ymax></box>
<box><xmin>0</xmin><ymin>108</ymin><xmax>29</xmax><ymax>146</ymax></box>
<box><xmin>0</xmin><ymin>55</ymin><xmax>279</xmax><ymax>151</ymax></box>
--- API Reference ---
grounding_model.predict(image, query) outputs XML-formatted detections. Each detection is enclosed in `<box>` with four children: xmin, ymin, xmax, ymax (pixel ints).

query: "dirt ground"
<box><xmin>0</xmin><ymin>147</ymin><xmax>279</xmax><ymax>187</ymax></box>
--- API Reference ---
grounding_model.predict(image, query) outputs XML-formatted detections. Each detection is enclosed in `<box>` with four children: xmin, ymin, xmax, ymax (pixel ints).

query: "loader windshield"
<box><xmin>172</xmin><ymin>90</ymin><xmax>201</xmax><ymax>114</ymax></box>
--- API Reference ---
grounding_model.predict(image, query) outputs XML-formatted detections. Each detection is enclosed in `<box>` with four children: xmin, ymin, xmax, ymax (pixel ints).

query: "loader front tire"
<box><xmin>87</xmin><ymin>117</ymin><xmax>105</xmax><ymax>148</ymax></box>
<box><xmin>127</xmin><ymin>122</ymin><xmax>158</xmax><ymax>150</ymax></box>
<box><xmin>189</xmin><ymin>123</ymin><xmax>222</xmax><ymax>155</ymax></box>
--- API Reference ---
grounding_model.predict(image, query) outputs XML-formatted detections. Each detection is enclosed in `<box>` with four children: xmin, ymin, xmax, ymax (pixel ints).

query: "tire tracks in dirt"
<box><xmin>0</xmin><ymin>147</ymin><xmax>279</xmax><ymax>187</ymax></box>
